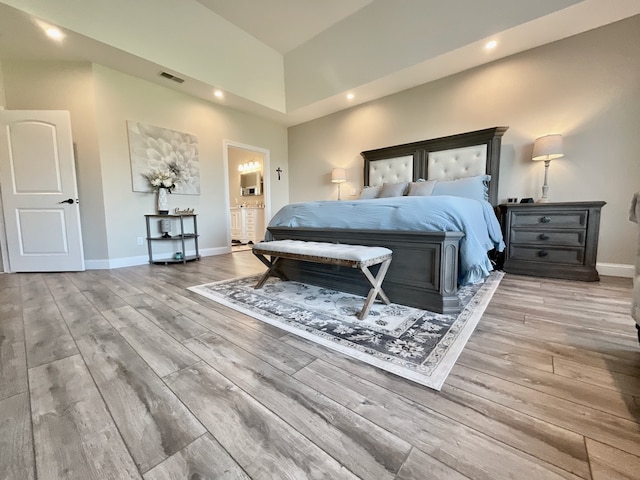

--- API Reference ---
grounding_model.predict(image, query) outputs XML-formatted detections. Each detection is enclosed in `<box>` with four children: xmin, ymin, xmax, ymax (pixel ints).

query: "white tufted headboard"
<box><xmin>427</xmin><ymin>145</ymin><xmax>487</xmax><ymax>182</ymax></box>
<box><xmin>368</xmin><ymin>155</ymin><xmax>414</xmax><ymax>186</ymax></box>
<box><xmin>361</xmin><ymin>127</ymin><xmax>508</xmax><ymax>205</ymax></box>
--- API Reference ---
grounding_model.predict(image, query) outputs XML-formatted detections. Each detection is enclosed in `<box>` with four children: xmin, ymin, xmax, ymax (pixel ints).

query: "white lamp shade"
<box><xmin>331</xmin><ymin>168</ymin><xmax>346</xmax><ymax>183</ymax></box>
<box><xmin>532</xmin><ymin>134</ymin><xmax>564</xmax><ymax>161</ymax></box>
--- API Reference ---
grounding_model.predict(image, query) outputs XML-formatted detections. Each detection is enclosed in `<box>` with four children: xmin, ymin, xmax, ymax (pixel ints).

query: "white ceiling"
<box><xmin>195</xmin><ymin>0</ymin><xmax>374</xmax><ymax>54</ymax></box>
<box><xmin>0</xmin><ymin>0</ymin><xmax>639</xmax><ymax>126</ymax></box>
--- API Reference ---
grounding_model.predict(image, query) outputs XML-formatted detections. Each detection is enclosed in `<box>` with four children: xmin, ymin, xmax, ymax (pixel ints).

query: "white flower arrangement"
<box><xmin>143</xmin><ymin>161</ymin><xmax>184</xmax><ymax>193</ymax></box>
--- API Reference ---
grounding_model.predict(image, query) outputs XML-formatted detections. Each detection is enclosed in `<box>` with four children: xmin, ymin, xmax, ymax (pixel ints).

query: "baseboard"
<box><xmin>201</xmin><ymin>246</ymin><xmax>232</xmax><ymax>256</ymax></box>
<box><xmin>596</xmin><ymin>262</ymin><xmax>634</xmax><ymax>278</ymax></box>
<box><xmin>84</xmin><ymin>258</ymin><xmax>115</xmax><ymax>270</ymax></box>
<box><xmin>84</xmin><ymin>246</ymin><xmax>231</xmax><ymax>270</ymax></box>
<box><xmin>85</xmin><ymin>255</ymin><xmax>149</xmax><ymax>270</ymax></box>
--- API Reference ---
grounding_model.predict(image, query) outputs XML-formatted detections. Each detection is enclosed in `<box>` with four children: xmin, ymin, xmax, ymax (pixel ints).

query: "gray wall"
<box><xmin>2</xmin><ymin>61</ymin><xmax>109</xmax><ymax>264</ymax></box>
<box><xmin>1</xmin><ymin>16</ymin><xmax>638</xmax><ymax>273</ymax></box>
<box><xmin>288</xmin><ymin>15</ymin><xmax>640</xmax><ymax>272</ymax></box>
<box><xmin>1</xmin><ymin>61</ymin><xmax>289</xmax><ymax>267</ymax></box>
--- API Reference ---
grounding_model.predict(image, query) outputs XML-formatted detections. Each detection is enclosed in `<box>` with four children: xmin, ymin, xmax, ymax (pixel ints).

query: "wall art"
<box><xmin>128</xmin><ymin>121</ymin><xmax>200</xmax><ymax>195</ymax></box>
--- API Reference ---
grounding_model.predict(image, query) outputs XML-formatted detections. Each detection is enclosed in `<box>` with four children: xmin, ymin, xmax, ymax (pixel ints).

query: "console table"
<box><xmin>145</xmin><ymin>214</ymin><xmax>200</xmax><ymax>264</ymax></box>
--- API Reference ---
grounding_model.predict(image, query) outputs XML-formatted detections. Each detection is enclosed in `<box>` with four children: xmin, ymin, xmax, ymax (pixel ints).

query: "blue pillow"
<box><xmin>431</xmin><ymin>175</ymin><xmax>491</xmax><ymax>202</ymax></box>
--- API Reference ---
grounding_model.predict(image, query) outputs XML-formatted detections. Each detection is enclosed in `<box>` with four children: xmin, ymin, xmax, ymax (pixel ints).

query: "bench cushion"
<box><xmin>253</xmin><ymin>240</ymin><xmax>391</xmax><ymax>263</ymax></box>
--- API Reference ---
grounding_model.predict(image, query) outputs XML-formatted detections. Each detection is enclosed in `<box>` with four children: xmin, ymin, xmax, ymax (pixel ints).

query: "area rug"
<box><xmin>188</xmin><ymin>271</ymin><xmax>503</xmax><ymax>390</ymax></box>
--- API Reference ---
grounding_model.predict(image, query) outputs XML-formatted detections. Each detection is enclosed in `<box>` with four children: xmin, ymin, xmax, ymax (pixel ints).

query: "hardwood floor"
<box><xmin>1</xmin><ymin>251</ymin><xmax>639</xmax><ymax>479</ymax></box>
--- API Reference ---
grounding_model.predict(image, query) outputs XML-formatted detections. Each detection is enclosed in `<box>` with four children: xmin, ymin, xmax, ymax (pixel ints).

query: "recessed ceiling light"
<box><xmin>485</xmin><ymin>40</ymin><xmax>498</xmax><ymax>50</ymax></box>
<box><xmin>34</xmin><ymin>20</ymin><xmax>66</xmax><ymax>42</ymax></box>
<box><xmin>346</xmin><ymin>93</ymin><xmax>355</xmax><ymax>100</ymax></box>
<box><xmin>213</xmin><ymin>90</ymin><xmax>224</xmax><ymax>98</ymax></box>
<box><xmin>45</xmin><ymin>27</ymin><xmax>65</xmax><ymax>41</ymax></box>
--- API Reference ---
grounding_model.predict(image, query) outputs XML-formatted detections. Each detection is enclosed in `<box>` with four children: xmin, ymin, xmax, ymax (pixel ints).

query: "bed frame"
<box><xmin>268</xmin><ymin>127</ymin><xmax>508</xmax><ymax>314</ymax></box>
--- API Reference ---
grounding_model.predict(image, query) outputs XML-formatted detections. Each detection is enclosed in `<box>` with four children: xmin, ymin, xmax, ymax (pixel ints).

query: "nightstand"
<box><xmin>499</xmin><ymin>201</ymin><xmax>605</xmax><ymax>281</ymax></box>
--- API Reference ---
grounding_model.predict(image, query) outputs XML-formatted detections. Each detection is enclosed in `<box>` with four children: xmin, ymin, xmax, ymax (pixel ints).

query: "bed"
<box><xmin>266</xmin><ymin>126</ymin><xmax>508</xmax><ymax>314</ymax></box>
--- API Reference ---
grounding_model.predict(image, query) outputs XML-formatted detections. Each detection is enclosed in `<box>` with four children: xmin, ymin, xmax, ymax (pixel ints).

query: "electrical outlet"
<box><xmin>350</xmin><ymin>189</ymin><xmax>357</xmax><ymax>196</ymax></box>
<box><xmin>137</xmin><ymin>237</ymin><xmax>144</xmax><ymax>246</ymax></box>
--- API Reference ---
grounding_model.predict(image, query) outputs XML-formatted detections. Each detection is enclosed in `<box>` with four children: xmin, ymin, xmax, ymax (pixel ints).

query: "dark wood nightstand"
<box><xmin>499</xmin><ymin>201</ymin><xmax>605</xmax><ymax>281</ymax></box>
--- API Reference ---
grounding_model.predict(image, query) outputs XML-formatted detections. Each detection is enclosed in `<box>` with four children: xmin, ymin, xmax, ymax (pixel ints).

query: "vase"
<box><xmin>157</xmin><ymin>187</ymin><xmax>169</xmax><ymax>214</ymax></box>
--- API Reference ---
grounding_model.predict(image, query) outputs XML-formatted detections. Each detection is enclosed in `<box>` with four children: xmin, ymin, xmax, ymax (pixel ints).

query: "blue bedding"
<box><xmin>265</xmin><ymin>196</ymin><xmax>505</xmax><ymax>285</ymax></box>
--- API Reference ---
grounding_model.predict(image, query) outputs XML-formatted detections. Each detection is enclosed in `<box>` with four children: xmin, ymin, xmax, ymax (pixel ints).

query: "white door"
<box><xmin>0</xmin><ymin>110</ymin><xmax>85</xmax><ymax>272</ymax></box>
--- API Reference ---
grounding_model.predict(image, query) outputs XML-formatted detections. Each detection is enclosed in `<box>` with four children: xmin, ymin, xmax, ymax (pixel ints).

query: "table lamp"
<box><xmin>331</xmin><ymin>168</ymin><xmax>346</xmax><ymax>200</ymax></box>
<box><xmin>532</xmin><ymin>134</ymin><xmax>564</xmax><ymax>203</ymax></box>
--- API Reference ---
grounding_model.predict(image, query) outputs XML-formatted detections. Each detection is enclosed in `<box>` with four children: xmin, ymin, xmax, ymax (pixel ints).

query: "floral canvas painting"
<box><xmin>128</xmin><ymin>121</ymin><xmax>200</xmax><ymax>195</ymax></box>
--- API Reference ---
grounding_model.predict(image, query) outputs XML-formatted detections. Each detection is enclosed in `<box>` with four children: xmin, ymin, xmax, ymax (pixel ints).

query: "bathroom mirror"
<box><xmin>240</xmin><ymin>171</ymin><xmax>262</xmax><ymax>196</ymax></box>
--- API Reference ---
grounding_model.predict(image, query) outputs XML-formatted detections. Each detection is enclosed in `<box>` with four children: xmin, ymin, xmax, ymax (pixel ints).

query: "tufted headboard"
<box><xmin>361</xmin><ymin>127</ymin><xmax>508</xmax><ymax>205</ymax></box>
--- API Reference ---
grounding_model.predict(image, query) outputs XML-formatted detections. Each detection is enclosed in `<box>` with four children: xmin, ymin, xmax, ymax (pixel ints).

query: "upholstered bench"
<box><xmin>252</xmin><ymin>240</ymin><xmax>393</xmax><ymax>320</ymax></box>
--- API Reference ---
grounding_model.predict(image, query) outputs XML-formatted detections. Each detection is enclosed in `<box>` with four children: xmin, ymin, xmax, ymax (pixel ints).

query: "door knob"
<box><xmin>58</xmin><ymin>198</ymin><xmax>75</xmax><ymax>204</ymax></box>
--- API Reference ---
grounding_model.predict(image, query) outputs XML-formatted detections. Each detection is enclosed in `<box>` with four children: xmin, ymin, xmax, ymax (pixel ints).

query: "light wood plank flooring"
<box><xmin>1</xmin><ymin>251</ymin><xmax>639</xmax><ymax>479</ymax></box>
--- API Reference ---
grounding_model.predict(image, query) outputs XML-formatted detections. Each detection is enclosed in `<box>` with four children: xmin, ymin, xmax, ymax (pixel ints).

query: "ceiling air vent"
<box><xmin>159</xmin><ymin>71</ymin><xmax>184</xmax><ymax>84</ymax></box>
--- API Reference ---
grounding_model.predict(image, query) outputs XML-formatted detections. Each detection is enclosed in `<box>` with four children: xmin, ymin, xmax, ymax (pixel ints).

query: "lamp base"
<box><xmin>537</xmin><ymin>160</ymin><xmax>550</xmax><ymax>204</ymax></box>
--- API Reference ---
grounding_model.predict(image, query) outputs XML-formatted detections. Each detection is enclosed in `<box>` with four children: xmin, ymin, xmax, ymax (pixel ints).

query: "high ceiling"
<box><xmin>0</xmin><ymin>0</ymin><xmax>638</xmax><ymax>126</ymax></box>
<box><xmin>196</xmin><ymin>0</ymin><xmax>375</xmax><ymax>54</ymax></box>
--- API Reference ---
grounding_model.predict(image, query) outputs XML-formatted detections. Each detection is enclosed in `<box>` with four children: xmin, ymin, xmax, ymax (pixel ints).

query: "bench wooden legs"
<box><xmin>253</xmin><ymin>252</ymin><xmax>392</xmax><ymax>320</ymax></box>
<box><xmin>358</xmin><ymin>258</ymin><xmax>392</xmax><ymax>320</ymax></box>
<box><xmin>253</xmin><ymin>254</ymin><xmax>289</xmax><ymax>288</ymax></box>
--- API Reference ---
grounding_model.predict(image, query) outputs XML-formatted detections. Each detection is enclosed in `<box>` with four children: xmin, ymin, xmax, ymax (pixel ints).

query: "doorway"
<box><xmin>223</xmin><ymin>141</ymin><xmax>270</xmax><ymax>252</ymax></box>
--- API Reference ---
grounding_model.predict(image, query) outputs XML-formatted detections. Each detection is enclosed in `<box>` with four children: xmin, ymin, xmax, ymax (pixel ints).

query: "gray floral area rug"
<box><xmin>189</xmin><ymin>271</ymin><xmax>503</xmax><ymax>390</ymax></box>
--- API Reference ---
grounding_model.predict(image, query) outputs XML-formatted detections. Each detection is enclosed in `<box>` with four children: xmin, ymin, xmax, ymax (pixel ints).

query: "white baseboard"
<box><xmin>596</xmin><ymin>262</ymin><xmax>634</xmax><ymax>278</ymax></box>
<box><xmin>84</xmin><ymin>246</ymin><xmax>232</xmax><ymax>270</ymax></box>
<box><xmin>201</xmin><ymin>246</ymin><xmax>232</xmax><ymax>256</ymax></box>
<box><xmin>85</xmin><ymin>255</ymin><xmax>148</xmax><ymax>270</ymax></box>
<box><xmin>84</xmin><ymin>258</ymin><xmax>115</xmax><ymax>270</ymax></box>
<box><xmin>80</xmin><ymin>255</ymin><xmax>637</xmax><ymax>277</ymax></box>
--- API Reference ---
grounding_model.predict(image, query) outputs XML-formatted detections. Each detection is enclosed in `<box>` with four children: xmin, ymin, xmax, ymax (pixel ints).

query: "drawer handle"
<box><xmin>540</xmin><ymin>216</ymin><xmax>551</xmax><ymax>223</ymax></box>
<box><xmin>538</xmin><ymin>250</ymin><xmax>548</xmax><ymax>257</ymax></box>
<box><xmin>538</xmin><ymin>234</ymin><xmax>549</xmax><ymax>240</ymax></box>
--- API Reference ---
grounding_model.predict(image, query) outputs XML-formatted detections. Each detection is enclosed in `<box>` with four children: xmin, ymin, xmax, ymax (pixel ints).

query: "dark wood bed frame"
<box><xmin>268</xmin><ymin>127</ymin><xmax>508</xmax><ymax>314</ymax></box>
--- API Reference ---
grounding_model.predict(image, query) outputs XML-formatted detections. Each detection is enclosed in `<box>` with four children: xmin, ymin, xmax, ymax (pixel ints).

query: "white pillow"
<box><xmin>378</xmin><ymin>182</ymin><xmax>409</xmax><ymax>198</ymax></box>
<box><xmin>359</xmin><ymin>185</ymin><xmax>381</xmax><ymax>199</ymax></box>
<box><xmin>431</xmin><ymin>175</ymin><xmax>491</xmax><ymax>202</ymax></box>
<box><xmin>407</xmin><ymin>180</ymin><xmax>437</xmax><ymax>196</ymax></box>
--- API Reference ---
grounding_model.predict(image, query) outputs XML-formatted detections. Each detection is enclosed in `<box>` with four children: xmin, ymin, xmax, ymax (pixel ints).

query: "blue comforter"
<box><xmin>265</xmin><ymin>196</ymin><xmax>505</xmax><ymax>285</ymax></box>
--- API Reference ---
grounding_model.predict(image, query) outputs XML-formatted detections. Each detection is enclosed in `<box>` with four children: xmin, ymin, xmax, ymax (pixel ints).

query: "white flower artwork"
<box><xmin>128</xmin><ymin>121</ymin><xmax>200</xmax><ymax>195</ymax></box>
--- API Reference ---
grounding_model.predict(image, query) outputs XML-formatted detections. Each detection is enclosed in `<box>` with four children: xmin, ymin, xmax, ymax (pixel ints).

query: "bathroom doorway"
<box><xmin>223</xmin><ymin>141</ymin><xmax>270</xmax><ymax>252</ymax></box>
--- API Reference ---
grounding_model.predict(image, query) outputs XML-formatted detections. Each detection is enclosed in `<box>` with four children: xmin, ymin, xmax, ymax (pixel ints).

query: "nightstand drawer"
<box><xmin>508</xmin><ymin>245</ymin><xmax>585</xmax><ymax>265</ymax></box>
<box><xmin>510</xmin><ymin>211</ymin><xmax>587</xmax><ymax>229</ymax></box>
<box><xmin>510</xmin><ymin>229</ymin><xmax>585</xmax><ymax>247</ymax></box>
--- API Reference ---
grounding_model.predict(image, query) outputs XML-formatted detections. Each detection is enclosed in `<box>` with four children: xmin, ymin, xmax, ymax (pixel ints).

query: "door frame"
<box><xmin>0</xmin><ymin>195</ymin><xmax>8</xmax><ymax>272</ymax></box>
<box><xmin>223</xmin><ymin>140</ymin><xmax>271</xmax><ymax>250</ymax></box>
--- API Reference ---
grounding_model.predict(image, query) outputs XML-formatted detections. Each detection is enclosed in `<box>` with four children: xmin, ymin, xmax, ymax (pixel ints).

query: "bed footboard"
<box><xmin>266</xmin><ymin>227</ymin><xmax>464</xmax><ymax>314</ymax></box>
